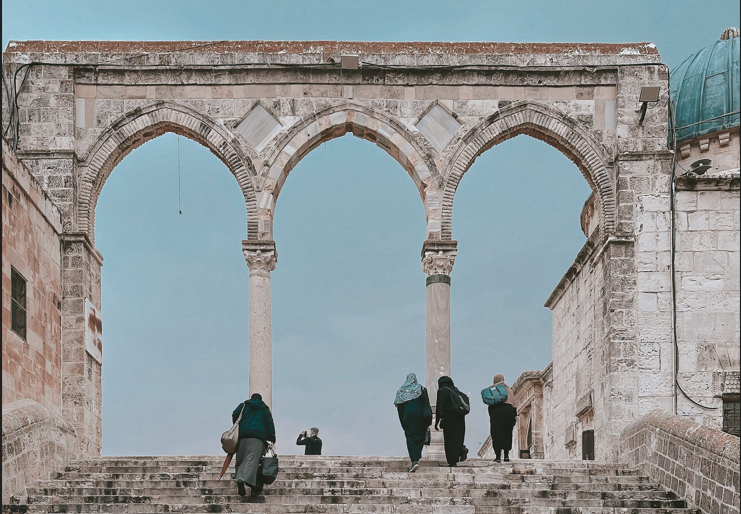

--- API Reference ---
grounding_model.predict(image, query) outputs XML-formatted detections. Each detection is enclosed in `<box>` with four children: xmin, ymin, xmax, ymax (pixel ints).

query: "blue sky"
<box><xmin>3</xmin><ymin>0</ymin><xmax>739</xmax><ymax>457</ymax></box>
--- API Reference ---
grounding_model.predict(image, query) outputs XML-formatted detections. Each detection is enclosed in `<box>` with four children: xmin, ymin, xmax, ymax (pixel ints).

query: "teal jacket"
<box><xmin>232</xmin><ymin>399</ymin><xmax>276</xmax><ymax>444</ymax></box>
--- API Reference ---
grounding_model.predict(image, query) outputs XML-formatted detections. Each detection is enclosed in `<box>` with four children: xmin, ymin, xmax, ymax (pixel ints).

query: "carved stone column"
<box><xmin>242</xmin><ymin>240</ymin><xmax>277</xmax><ymax>409</ymax></box>
<box><xmin>421</xmin><ymin>240</ymin><xmax>457</xmax><ymax>459</ymax></box>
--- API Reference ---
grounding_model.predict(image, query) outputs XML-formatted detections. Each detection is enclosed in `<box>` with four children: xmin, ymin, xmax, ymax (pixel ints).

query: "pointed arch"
<box><xmin>77</xmin><ymin>101</ymin><xmax>258</xmax><ymax>241</ymax></box>
<box><xmin>256</xmin><ymin>103</ymin><xmax>441</xmax><ymax>240</ymax></box>
<box><xmin>441</xmin><ymin>101</ymin><xmax>616</xmax><ymax>239</ymax></box>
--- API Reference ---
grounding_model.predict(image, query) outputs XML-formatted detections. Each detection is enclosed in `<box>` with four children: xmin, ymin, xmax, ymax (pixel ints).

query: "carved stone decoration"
<box><xmin>421</xmin><ymin>240</ymin><xmax>458</xmax><ymax>276</ymax></box>
<box><xmin>242</xmin><ymin>240</ymin><xmax>278</xmax><ymax>277</ymax></box>
<box><xmin>699</xmin><ymin>139</ymin><xmax>710</xmax><ymax>152</ymax></box>
<box><xmin>422</xmin><ymin>250</ymin><xmax>457</xmax><ymax>276</ymax></box>
<box><xmin>718</xmin><ymin>132</ymin><xmax>730</xmax><ymax>147</ymax></box>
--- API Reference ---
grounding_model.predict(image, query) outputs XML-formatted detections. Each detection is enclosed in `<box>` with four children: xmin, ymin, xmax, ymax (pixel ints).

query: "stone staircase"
<box><xmin>4</xmin><ymin>456</ymin><xmax>698</xmax><ymax>513</ymax></box>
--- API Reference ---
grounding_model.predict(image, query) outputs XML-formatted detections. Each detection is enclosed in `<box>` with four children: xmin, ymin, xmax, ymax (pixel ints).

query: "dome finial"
<box><xmin>720</xmin><ymin>27</ymin><xmax>739</xmax><ymax>40</ymax></box>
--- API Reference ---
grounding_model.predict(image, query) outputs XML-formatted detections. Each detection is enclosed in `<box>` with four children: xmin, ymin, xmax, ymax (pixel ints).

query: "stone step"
<box><xmin>25</xmin><ymin>487</ymin><xmax>677</xmax><ymax>502</ymax></box>
<box><xmin>28</xmin><ymin>478</ymin><xmax>665</xmax><ymax>491</ymax></box>
<box><xmin>2</xmin><ymin>504</ymin><xmax>700</xmax><ymax>514</ymax></box>
<box><xmin>63</xmin><ymin>466</ymin><xmax>641</xmax><ymax>478</ymax></box>
<box><xmin>7</xmin><ymin>456</ymin><xmax>697</xmax><ymax>514</ymax></box>
<box><xmin>50</xmin><ymin>471</ymin><xmax>653</xmax><ymax>485</ymax></box>
<box><xmin>67</xmin><ymin>458</ymin><xmax>636</xmax><ymax>469</ymax></box>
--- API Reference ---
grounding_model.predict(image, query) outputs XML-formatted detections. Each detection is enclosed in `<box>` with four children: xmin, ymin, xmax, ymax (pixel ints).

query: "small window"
<box><xmin>11</xmin><ymin>268</ymin><xmax>27</xmax><ymax>340</ymax></box>
<box><xmin>723</xmin><ymin>396</ymin><xmax>740</xmax><ymax>437</ymax></box>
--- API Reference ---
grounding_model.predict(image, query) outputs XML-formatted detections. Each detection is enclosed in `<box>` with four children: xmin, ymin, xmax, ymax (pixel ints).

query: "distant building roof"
<box><xmin>670</xmin><ymin>29</ymin><xmax>740</xmax><ymax>145</ymax></box>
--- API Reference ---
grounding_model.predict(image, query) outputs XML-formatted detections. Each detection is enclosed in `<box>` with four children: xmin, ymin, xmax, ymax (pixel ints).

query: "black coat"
<box><xmin>296</xmin><ymin>434</ymin><xmax>322</xmax><ymax>455</ymax></box>
<box><xmin>435</xmin><ymin>385</ymin><xmax>467</xmax><ymax>428</ymax></box>
<box><xmin>232</xmin><ymin>399</ymin><xmax>276</xmax><ymax>444</ymax></box>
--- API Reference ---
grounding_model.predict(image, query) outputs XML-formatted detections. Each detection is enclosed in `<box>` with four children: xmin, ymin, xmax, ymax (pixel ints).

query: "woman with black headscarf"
<box><xmin>434</xmin><ymin>376</ymin><xmax>469</xmax><ymax>467</ymax></box>
<box><xmin>395</xmin><ymin>372</ymin><xmax>433</xmax><ymax>473</ymax></box>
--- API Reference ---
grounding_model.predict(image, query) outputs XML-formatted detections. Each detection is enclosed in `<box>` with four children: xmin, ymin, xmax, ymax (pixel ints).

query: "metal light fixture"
<box><xmin>638</xmin><ymin>86</ymin><xmax>661</xmax><ymax>124</ymax></box>
<box><xmin>689</xmin><ymin>158</ymin><xmax>712</xmax><ymax>175</ymax></box>
<box><xmin>341</xmin><ymin>55</ymin><xmax>359</xmax><ymax>70</ymax></box>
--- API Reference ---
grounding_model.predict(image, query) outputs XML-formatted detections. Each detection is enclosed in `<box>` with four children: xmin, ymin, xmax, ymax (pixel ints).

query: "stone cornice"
<box><xmin>675</xmin><ymin>172</ymin><xmax>740</xmax><ymax>191</ymax></box>
<box><xmin>61</xmin><ymin>232</ymin><xmax>104</xmax><ymax>266</ymax></box>
<box><xmin>512</xmin><ymin>370</ymin><xmax>545</xmax><ymax>393</ymax></box>
<box><xmin>4</xmin><ymin>41</ymin><xmax>660</xmax><ymax>67</ymax></box>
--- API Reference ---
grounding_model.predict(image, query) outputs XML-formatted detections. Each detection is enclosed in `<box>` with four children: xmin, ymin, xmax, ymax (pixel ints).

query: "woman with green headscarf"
<box><xmin>395</xmin><ymin>373</ymin><xmax>432</xmax><ymax>473</ymax></box>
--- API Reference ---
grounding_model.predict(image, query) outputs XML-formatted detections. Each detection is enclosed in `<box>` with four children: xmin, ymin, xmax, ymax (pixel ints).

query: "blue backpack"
<box><xmin>481</xmin><ymin>384</ymin><xmax>508</xmax><ymax>406</ymax></box>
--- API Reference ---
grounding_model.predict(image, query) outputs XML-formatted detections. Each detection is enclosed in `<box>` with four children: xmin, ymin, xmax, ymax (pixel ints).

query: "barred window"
<box><xmin>11</xmin><ymin>268</ymin><xmax>27</xmax><ymax>340</ymax></box>
<box><xmin>723</xmin><ymin>396</ymin><xmax>740</xmax><ymax>437</ymax></box>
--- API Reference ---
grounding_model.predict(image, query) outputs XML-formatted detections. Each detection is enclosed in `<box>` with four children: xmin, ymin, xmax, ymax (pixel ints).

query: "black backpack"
<box><xmin>448</xmin><ymin>388</ymin><xmax>470</xmax><ymax>416</ymax></box>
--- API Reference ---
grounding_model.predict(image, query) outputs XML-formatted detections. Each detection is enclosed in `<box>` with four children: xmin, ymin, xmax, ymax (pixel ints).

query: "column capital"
<box><xmin>242</xmin><ymin>240</ymin><xmax>277</xmax><ymax>277</ymax></box>
<box><xmin>421</xmin><ymin>240</ymin><xmax>458</xmax><ymax>276</ymax></box>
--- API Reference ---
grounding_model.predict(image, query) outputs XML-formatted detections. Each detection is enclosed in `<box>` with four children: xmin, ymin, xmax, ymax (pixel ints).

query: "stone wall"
<box><xmin>1</xmin><ymin>399</ymin><xmax>77</xmax><ymax>504</ymax></box>
<box><xmin>672</xmin><ymin>171</ymin><xmax>740</xmax><ymax>424</ymax></box>
<box><xmin>620</xmin><ymin>409</ymin><xmax>740</xmax><ymax>514</ymax></box>
<box><xmin>2</xmin><ymin>136</ymin><xmax>63</xmax><ymax>414</ymax></box>
<box><xmin>544</xmin><ymin>234</ymin><xmax>610</xmax><ymax>460</ymax></box>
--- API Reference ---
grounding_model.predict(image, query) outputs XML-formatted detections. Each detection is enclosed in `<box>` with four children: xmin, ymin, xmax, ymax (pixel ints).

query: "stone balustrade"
<box><xmin>620</xmin><ymin>409</ymin><xmax>740</xmax><ymax>514</ymax></box>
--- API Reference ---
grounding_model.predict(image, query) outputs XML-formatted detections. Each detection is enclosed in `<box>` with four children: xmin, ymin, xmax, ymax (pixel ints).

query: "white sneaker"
<box><xmin>409</xmin><ymin>462</ymin><xmax>420</xmax><ymax>473</ymax></box>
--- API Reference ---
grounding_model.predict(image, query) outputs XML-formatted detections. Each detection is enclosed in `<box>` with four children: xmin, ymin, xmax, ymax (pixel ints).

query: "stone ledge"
<box><xmin>619</xmin><ymin>409</ymin><xmax>740</xmax><ymax>514</ymax></box>
<box><xmin>675</xmin><ymin>171</ymin><xmax>741</xmax><ymax>191</ymax></box>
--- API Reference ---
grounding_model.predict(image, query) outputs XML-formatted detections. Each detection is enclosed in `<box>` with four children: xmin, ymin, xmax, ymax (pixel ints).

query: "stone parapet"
<box><xmin>620</xmin><ymin>409</ymin><xmax>741</xmax><ymax>514</ymax></box>
<box><xmin>3</xmin><ymin>40</ymin><xmax>661</xmax><ymax>68</ymax></box>
<box><xmin>1</xmin><ymin>399</ymin><xmax>77</xmax><ymax>504</ymax></box>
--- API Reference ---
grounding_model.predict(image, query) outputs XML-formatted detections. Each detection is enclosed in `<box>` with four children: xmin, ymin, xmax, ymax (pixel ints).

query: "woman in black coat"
<box><xmin>394</xmin><ymin>373</ymin><xmax>432</xmax><ymax>473</ymax></box>
<box><xmin>232</xmin><ymin>393</ymin><xmax>276</xmax><ymax>497</ymax></box>
<box><xmin>434</xmin><ymin>376</ymin><xmax>469</xmax><ymax>467</ymax></box>
<box><xmin>488</xmin><ymin>374</ymin><xmax>517</xmax><ymax>462</ymax></box>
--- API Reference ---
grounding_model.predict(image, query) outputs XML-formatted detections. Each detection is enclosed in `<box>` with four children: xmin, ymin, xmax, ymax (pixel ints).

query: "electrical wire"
<box><xmin>177</xmin><ymin>134</ymin><xmax>182</xmax><ymax>215</ymax></box>
<box><xmin>674</xmin><ymin>109</ymin><xmax>740</xmax><ymax>130</ymax></box>
<box><xmin>667</xmin><ymin>94</ymin><xmax>719</xmax><ymax>412</ymax></box>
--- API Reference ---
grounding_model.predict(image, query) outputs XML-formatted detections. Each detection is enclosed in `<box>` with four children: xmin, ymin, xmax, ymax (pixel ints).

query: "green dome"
<box><xmin>670</xmin><ymin>32</ymin><xmax>739</xmax><ymax>144</ymax></box>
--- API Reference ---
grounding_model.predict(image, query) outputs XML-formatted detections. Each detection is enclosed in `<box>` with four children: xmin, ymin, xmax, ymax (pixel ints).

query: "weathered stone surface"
<box><xmin>2</xmin><ymin>137</ymin><xmax>63</xmax><ymax>415</ymax></box>
<box><xmin>8</xmin><ymin>454</ymin><xmax>700</xmax><ymax>512</ymax></box>
<box><xmin>1</xmin><ymin>399</ymin><xmax>77</xmax><ymax>504</ymax></box>
<box><xmin>620</xmin><ymin>409</ymin><xmax>741</xmax><ymax>514</ymax></box>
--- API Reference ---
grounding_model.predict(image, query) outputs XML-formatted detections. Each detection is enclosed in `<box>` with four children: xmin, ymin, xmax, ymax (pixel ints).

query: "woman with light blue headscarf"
<box><xmin>395</xmin><ymin>373</ymin><xmax>432</xmax><ymax>472</ymax></box>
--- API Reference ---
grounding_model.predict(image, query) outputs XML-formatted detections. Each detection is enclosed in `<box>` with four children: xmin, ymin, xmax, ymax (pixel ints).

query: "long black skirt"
<box><xmin>441</xmin><ymin>416</ymin><xmax>466</xmax><ymax>466</ymax></box>
<box><xmin>488</xmin><ymin>403</ymin><xmax>516</xmax><ymax>455</ymax></box>
<box><xmin>399</xmin><ymin>396</ymin><xmax>429</xmax><ymax>463</ymax></box>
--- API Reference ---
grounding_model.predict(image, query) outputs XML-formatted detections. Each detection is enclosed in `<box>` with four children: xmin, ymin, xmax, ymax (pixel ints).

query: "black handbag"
<box><xmin>423</xmin><ymin>428</ymin><xmax>431</xmax><ymax>446</ymax></box>
<box><xmin>260</xmin><ymin>446</ymin><xmax>279</xmax><ymax>485</ymax></box>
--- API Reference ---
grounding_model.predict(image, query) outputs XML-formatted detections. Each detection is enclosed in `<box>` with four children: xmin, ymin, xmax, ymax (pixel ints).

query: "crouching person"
<box><xmin>233</xmin><ymin>393</ymin><xmax>276</xmax><ymax>496</ymax></box>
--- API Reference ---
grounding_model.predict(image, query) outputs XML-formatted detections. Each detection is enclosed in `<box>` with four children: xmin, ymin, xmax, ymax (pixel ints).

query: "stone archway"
<box><xmin>242</xmin><ymin>103</ymin><xmax>442</xmax><ymax>410</ymax></box>
<box><xmin>441</xmin><ymin>101</ymin><xmax>616</xmax><ymax>240</ymax></box>
<box><xmin>77</xmin><ymin>101</ymin><xmax>258</xmax><ymax>242</ymax></box>
<box><xmin>64</xmin><ymin>102</ymin><xmax>258</xmax><ymax>455</ymax></box>
<box><xmin>255</xmin><ymin>104</ymin><xmax>442</xmax><ymax>241</ymax></box>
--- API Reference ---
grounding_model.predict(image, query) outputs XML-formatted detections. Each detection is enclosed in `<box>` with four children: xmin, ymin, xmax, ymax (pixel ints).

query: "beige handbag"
<box><xmin>221</xmin><ymin>403</ymin><xmax>246</xmax><ymax>454</ymax></box>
